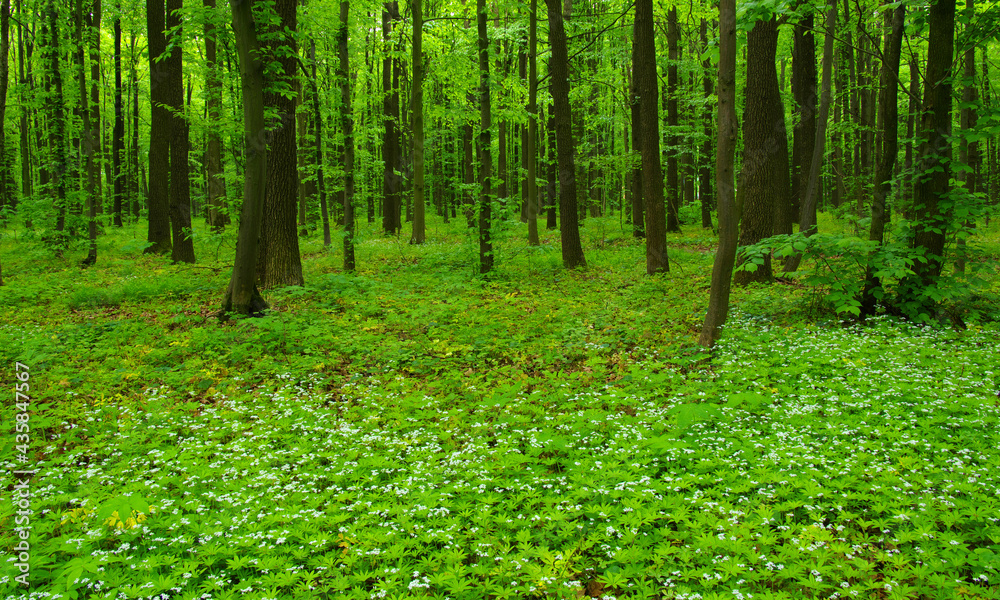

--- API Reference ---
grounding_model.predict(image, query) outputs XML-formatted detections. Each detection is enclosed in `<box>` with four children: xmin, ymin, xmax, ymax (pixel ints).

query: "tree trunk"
<box><xmin>257</xmin><ymin>0</ymin><xmax>303</xmax><ymax>287</ymax></box>
<box><xmin>699</xmin><ymin>0</ymin><xmax>737</xmax><ymax>348</ymax></box>
<box><xmin>76</xmin><ymin>0</ymin><xmax>98</xmax><ymax>264</ymax></box>
<box><xmin>382</xmin><ymin>2</ymin><xmax>402</xmax><ymax>235</ymax></box>
<box><xmin>635</xmin><ymin>0</ymin><xmax>667</xmax><ymax>273</ymax></box>
<box><xmin>87</xmin><ymin>0</ymin><xmax>101</xmax><ymax>212</ymax></box>
<box><xmin>410</xmin><ymin>0</ymin><xmax>425</xmax><ymax>244</ymax></box>
<box><xmin>112</xmin><ymin>12</ymin><xmax>124</xmax><ymax>227</ymax></box>
<box><xmin>130</xmin><ymin>33</ymin><xmax>141</xmax><ymax>220</ymax></box>
<box><xmin>665</xmin><ymin>7</ymin><xmax>680</xmax><ymax>234</ymax></box>
<box><xmin>791</xmin><ymin>7</ymin><xmax>816</xmax><ymax>225</ymax></box>
<box><xmin>784</xmin><ymin>0</ymin><xmax>837</xmax><ymax>273</ymax></box>
<box><xmin>309</xmin><ymin>41</ymin><xmax>330</xmax><ymax>247</ymax></box>
<box><xmin>860</xmin><ymin>2</ymin><xmax>904</xmax><ymax>313</ymax></box>
<box><xmin>628</xmin><ymin>60</ymin><xmax>643</xmax><ymax>237</ymax></box>
<box><xmin>526</xmin><ymin>0</ymin><xmax>539</xmax><ymax>246</ymax></box>
<box><xmin>954</xmin><ymin>0</ymin><xmax>978</xmax><ymax>275</ymax></box>
<box><xmin>0</xmin><ymin>0</ymin><xmax>9</xmax><ymax>211</ymax></box>
<box><xmin>222</xmin><ymin>0</ymin><xmax>268</xmax><ymax>317</ymax></box>
<box><xmin>733</xmin><ymin>17</ymin><xmax>787</xmax><ymax>285</ymax></box>
<box><xmin>477</xmin><ymin>0</ymin><xmax>493</xmax><ymax>273</ymax></box>
<box><xmin>145</xmin><ymin>0</ymin><xmax>171</xmax><ymax>254</ymax></box>
<box><xmin>339</xmin><ymin>0</ymin><xmax>356</xmax><ymax>271</ymax></box>
<box><xmin>204</xmin><ymin>0</ymin><xmax>226</xmax><ymax>232</ymax></box>
<box><xmin>907</xmin><ymin>0</ymin><xmax>954</xmax><ymax>292</ymax></box>
<box><xmin>699</xmin><ymin>18</ymin><xmax>714</xmax><ymax>229</ymax></box>
<box><xmin>166</xmin><ymin>0</ymin><xmax>195</xmax><ymax>263</ymax></box>
<box><xmin>546</xmin><ymin>0</ymin><xmax>586</xmax><ymax>269</ymax></box>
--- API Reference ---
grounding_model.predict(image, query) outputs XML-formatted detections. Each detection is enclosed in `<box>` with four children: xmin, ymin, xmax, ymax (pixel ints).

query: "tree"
<box><xmin>222</xmin><ymin>0</ymin><xmax>268</xmax><ymax>317</ymax></box>
<box><xmin>145</xmin><ymin>0</ymin><xmax>172</xmax><ymax>255</ymax></box>
<box><xmin>545</xmin><ymin>0</ymin><xmax>585</xmax><ymax>269</ymax></box>
<box><xmin>112</xmin><ymin>9</ymin><xmax>125</xmax><ymax>228</ymax></box>
<box><xmin>257</xmin><ymin>0</ymin><xmax>303</xmax><ymax>288</ymax></box>
<box><xmin>698</xmin><ymin>17</ymin><xmax>714</xmax><ymax>230</ymax></box>
<box><xmin>410</xmin><ymin>0</ymin><xmax>425</xmax><ymax>244</ymax></box>
<box><xmin>734</xmin><ymin>16</ymin><xmax>788</xmax><ymax>285</ymax></box>
<box><xmin>0</xmin><ymin>0</ymin><xmax>9</xmax><ymax>210</ymax></box>
<box><xmin>525</xmin><ymin>0</ymin><xmax>539</xmax><ymax>246</ymax></box>
<box><xmin>665</xmin><ymin>6</ymin><xmax>680</xmax><ymax>235</ymax></box>
<box><xmin>166</xmin><ymin>0</ymin><xmax>195</xmax><ymax>263</ymax></box>
<box><xmin>906</xmin><ymin>0</ymin><xmax>955</xmax><ymax>291</ymax></box>
<box><xmin>634</xmin><ymin>0</ymin><xmax>666</xmax><ymax>273</ymax></box>
<box><xmin>790</xmin><ymin>4</ymin><xmax>816</xmax><ymax>225</ymax></box>
<box><xmin>382</xmin><ymin>2</ymin><xmax>402</xmax><ymax>235</ymax></box>
<box><xmin>204</xmin><ymin>0</ymin><xmax>227</xmax><ymax>232</ymax></box>
<box><xmin>859</xmin><ymin>2</ymin><xmax>903</xmax><ymax>313</ymax></box>
<box><xmin>476</xmin><ymin>0</ymin><xmax>493</xmax><ymax>274</ymax></box>
<box><xmin>698</xmin><ymin>0</ymin><xmax>737</xmax><ymax>347</ymax></box>
<box><xmin>339</xmin><ymin>0</ymin><xmax>356</xmax><ymax>271</ymax></box>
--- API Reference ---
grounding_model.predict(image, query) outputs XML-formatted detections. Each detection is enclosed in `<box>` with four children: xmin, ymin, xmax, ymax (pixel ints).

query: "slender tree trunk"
<box><xmin>307</xmin><ymin>41</ymin><xmax>330</xmax><ymax>247</ymax></box>
<box><xmin>546</xmin><ymin>0</ymin><xmax>585</xmax><ymax>269</ymax></box>
<box><xmin>204</xmin><ymin>0</ymin><xmax>226</xmax><ymax>232</ymax></box>
<box><xmin>15</xmin><ymin>0</ymin><xmax>31</xmax><ymax>209</ymax></box>
<box><xmin>907</xmin><ymin>0</ymin><xmax>954</xmax><ymax>291</ymax></box>
<box><xmin>410</xmin><ymin>0</ymin><xmax>425</xmax><ymax>244</ymax></box>
<box><xmin>339</xmin><ymin>0</ymin><xmax>356</xmax><ymax>271</ymax></box>
<box><xmin>635</xmin><ymin>0</ymin><xmax>667</xmax><ymax>273</ymax></box>
<box><xmin>791</xmin><ymin>6</ymin><xmax>816</xmax><ymax>225</ymax></box>
<box><xmin>257</xmin><ymin>0</ymin><xmax>303</xmax><ymax>287</ymax></box>
<box><xmin>76</xmin><ymin>0</ymin><xmax>98</xmax><ymax>264</ymax></box>
<box><xmin>223</xmin><ymin>0</ymin><xmax>268</xmax><ymax>317</ymax></box>
<box><xmin>699</xmin><ymin>0</ymin><xmax>737</xmax><ymax>347</ymax></box>
<box><xmin>112</xmin><ymin>12</ymin><xmax>124</xmax><ymax>227</ymax></box>
<box><xmin>545</xmin><ymin>103</ymin><xmax>557</xmax><ymax>229</ymax></box>
<box><xmin>665</xmin><ymin>7</ymin><xmax>680</xmax><ymax>233</ymax></box>
<box><xmin>860</xmin><ymin>2</ymin><xmax>904</xmax><ymax>312</ymax></box>
<box><xmin>526</xmin><ymin>0</ymin><xmax>539</xmax><ymax>246</ymax></box>
<box><xmin>903</xmin><ymin>57</ymin><xmax>919</xmax><ymax>218</ymax></box>
<box><xmin>955</xmin><ymin>0</ymin><xmax>978</xmax><ymax>275</ymax></box>
<box><xmin>784</xmin><ymin>0</ymin><xmax>837</xmax><ymax>273</ymax></box>
<box><xmin>0</xmin><ymin>0</ymin><xmax>9</xmax><ymax>211</ymax></box>
<box><xmin>628</xmin><ymin>60</ymin><xmax>643</xmax><ymax>237</ymax></box>
<box><xmin>477</xmin><ymin>0</ymin><xmax>493</xmax><ymax>273</ymax></box>
<box><xmin>734</xmin><ymin>17</ymin><xmax>787</xmax><ymax>285</ymax></box>
<box><xmin>699</xmin><ymin>18</ymin><xmax>714</xmax><ymax>229</ymax></box>
<box><xmin>382</xmin><ymin>3</ymin><xmax>402</xmax><ymax>234</ymax></box>
<box><xmin>87</xmin><ymin>0</ymin><xmax>101</xmax><ymax>211</ymax></box>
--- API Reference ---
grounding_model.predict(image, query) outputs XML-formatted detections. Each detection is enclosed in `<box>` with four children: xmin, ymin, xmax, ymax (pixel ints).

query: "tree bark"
<box><xmin>222</xmin><ymin>0</ymin><xmax>268</xmax><ymax>317</ymax></box>
<box><xmin>145</xmin><ymin>0</ymin><xmax>171</xmax><ymax>254</ymax></box>
<box><xmin>477</xmin><ymin>0</ymin><xmax>493</xmax><ymax>273</ymax></box>
<box><xmin>310</xmin><ymin>40</ymin><xmax>330</xmax><ymax>247</ymax></box>
<box><xmin>699</xmin><ymin>18</ymin><xmax>714</xmax><ymax>229</ymax></box>
<box><xmin>76</xmin><ymin>0</ymin><xmax>98</xmax><ymax>264</ymax></box>
<box><xmin>382</xmin><ymin>2</ymin><xmax>402</xmax><ymax>234</ymax></box>
<box><xmin>339</xmin><ymin>0</ymin><xmax>356</xmax><ymax>271</ymax></box>
<box><xmin>526</xmin><ymin>0</ymin><xmax>539</xmax><ymax>246</ymax></box>
<box><xmin>860</xmin><ymin>2</ymin><xmax>904</xmax><ymax>313</ymax></box>
<box><xmin>410</xmin><ymin>0</ymin><xmax>425</xmax><ymax>244</ymax></box>
<box><xmin>699</xmin><ymin>0</ymin><xmax>737</xmax><ymax>347</ymax></box>
<box><xmin>634</xmin><ymin>0</ymin><xmax>667</xmax><ymax>273</ymax></box>
<box><xmin>205</xmin><ymin>0</ymin><xmax>226</xmax><ymax>232</ymax></box>
<box><xmin>665</xmin><ymin>7</ymin><xmax>680</xmax><ymax>234</ymax></box>
<box><xmin>791</xmin><ymin>7</ymin><xmax>816</xmax><ymax>225</ymax></box>
<box><xmin>166</xmin><ymin>0</ymin><xmax>195</xmax><ymax>263</ymax></box>
<box><xmin>0</xmin><ymin>0</ymin><xmax>9</xmax><ymax>211</ymax></box>
<box><xmin>546</xmin><ymin>0</ymin><xmax>585</xmax><ymax>269</ymax></box>
<box><xmin>257</xmin><ymin>0</ymin><xmax>303</xmax><ymax>287</ymax></box>
<box><xmin>734</xmin><ymin>17</ymin><xmax>788</xmax><ymax>285</ymax></box>
<box><xmin>112</xmin><ymin>12</ymin><xmax>124</xmax><ymax>227</ymax></box>
<box><xmin>907</xmin><ymin>0</ymin><xmax>954</xmax><ymax>291</ymax></box>
<box><xmin>784</xmin><ymin>0</ymin><xmax>837</xmax><ymax>273</ymax></box>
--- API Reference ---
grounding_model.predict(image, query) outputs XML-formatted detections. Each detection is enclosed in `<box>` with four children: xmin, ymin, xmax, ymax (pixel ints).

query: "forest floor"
<box><xmin>1</xmin><ymin>212</ymin><xmax>999</xmax><ymax>600</ymax></box>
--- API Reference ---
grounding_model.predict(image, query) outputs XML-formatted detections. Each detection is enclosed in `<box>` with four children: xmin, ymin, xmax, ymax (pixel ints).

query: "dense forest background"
<box><xmin>0</xmin><ymin>0</ymin><xmax>997</xmax><ymax>332</ymax></box>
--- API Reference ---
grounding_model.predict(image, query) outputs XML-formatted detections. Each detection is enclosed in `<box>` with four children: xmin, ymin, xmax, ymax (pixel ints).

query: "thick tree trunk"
<box><xmin>476</xmin><ymin>0</ymin><xmax>493</xmax><ymax>273</ymax></box>
<box><xmin>410</xmin><ymin>0</ymin><xmax>425</xmax><ymax>244</ymax></box>
<box><xmin>257</xmin><ymin>0</ymin><xmax>303</xmax><ymax>287</ymax></box>
<box><xmin>699</xmin><ymin>0</ymin><xmax>737</xmax><ymax>347</ymax></box>
<box><xmin>222</xmin><ymin>0</ymin><xmax>268</xmax><ymax>317</ymax></box>
<box><xmin>634</xmin><ymin>0</ymin><xmax>667</xmax><ymax>273</ymax></box>
<box><xmin>734</xmin><ymin>17</ymin><xmax>787</xmax><ymax>285</ymax></box>
<box><xmin>339</xmin><ymin>0</ymin><xmax>356</xmax><ymax>271</ymax></box>
<box><xmin>166</xmin><ymin>0</ymin><xmax>195</xmax><ymax>263</ymax></box>
<box><xmin>546</xmin><ymin>0</ymin><xmax>586</xmax><ymax>269</ymax></box>
<box><xmin>907</xmin><ymin>0</ymin><xmax>954</xmax><ymax>290</ymax></box>
<box><xmin>145</xmin><ymin>0</ymin><xmax>171</xmax><ymax>254</ymax></box>
<box><xmin>860</xmin><ymin>3</ymin><xmax>904</xmax><ymax>313</ymax></box>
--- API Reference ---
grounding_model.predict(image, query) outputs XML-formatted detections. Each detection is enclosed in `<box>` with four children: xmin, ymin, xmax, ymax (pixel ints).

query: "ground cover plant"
<box><xmin>1</xmin><ymin>215</ymin><xmax>999</xmax><ymax>600</ymax></box>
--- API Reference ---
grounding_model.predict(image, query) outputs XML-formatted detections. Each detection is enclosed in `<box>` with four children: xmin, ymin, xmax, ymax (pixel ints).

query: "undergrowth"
<box><xmin>1</xmin><ymin>214</ymin><xmax>998</xmax><ymax>600</ymax></box>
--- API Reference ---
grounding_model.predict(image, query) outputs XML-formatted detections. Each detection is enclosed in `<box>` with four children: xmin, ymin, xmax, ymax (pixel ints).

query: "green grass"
<box><xmin>1</xmin><ymin>213</ymin><xmax>999</xmax><ymax>600</ymax></box>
